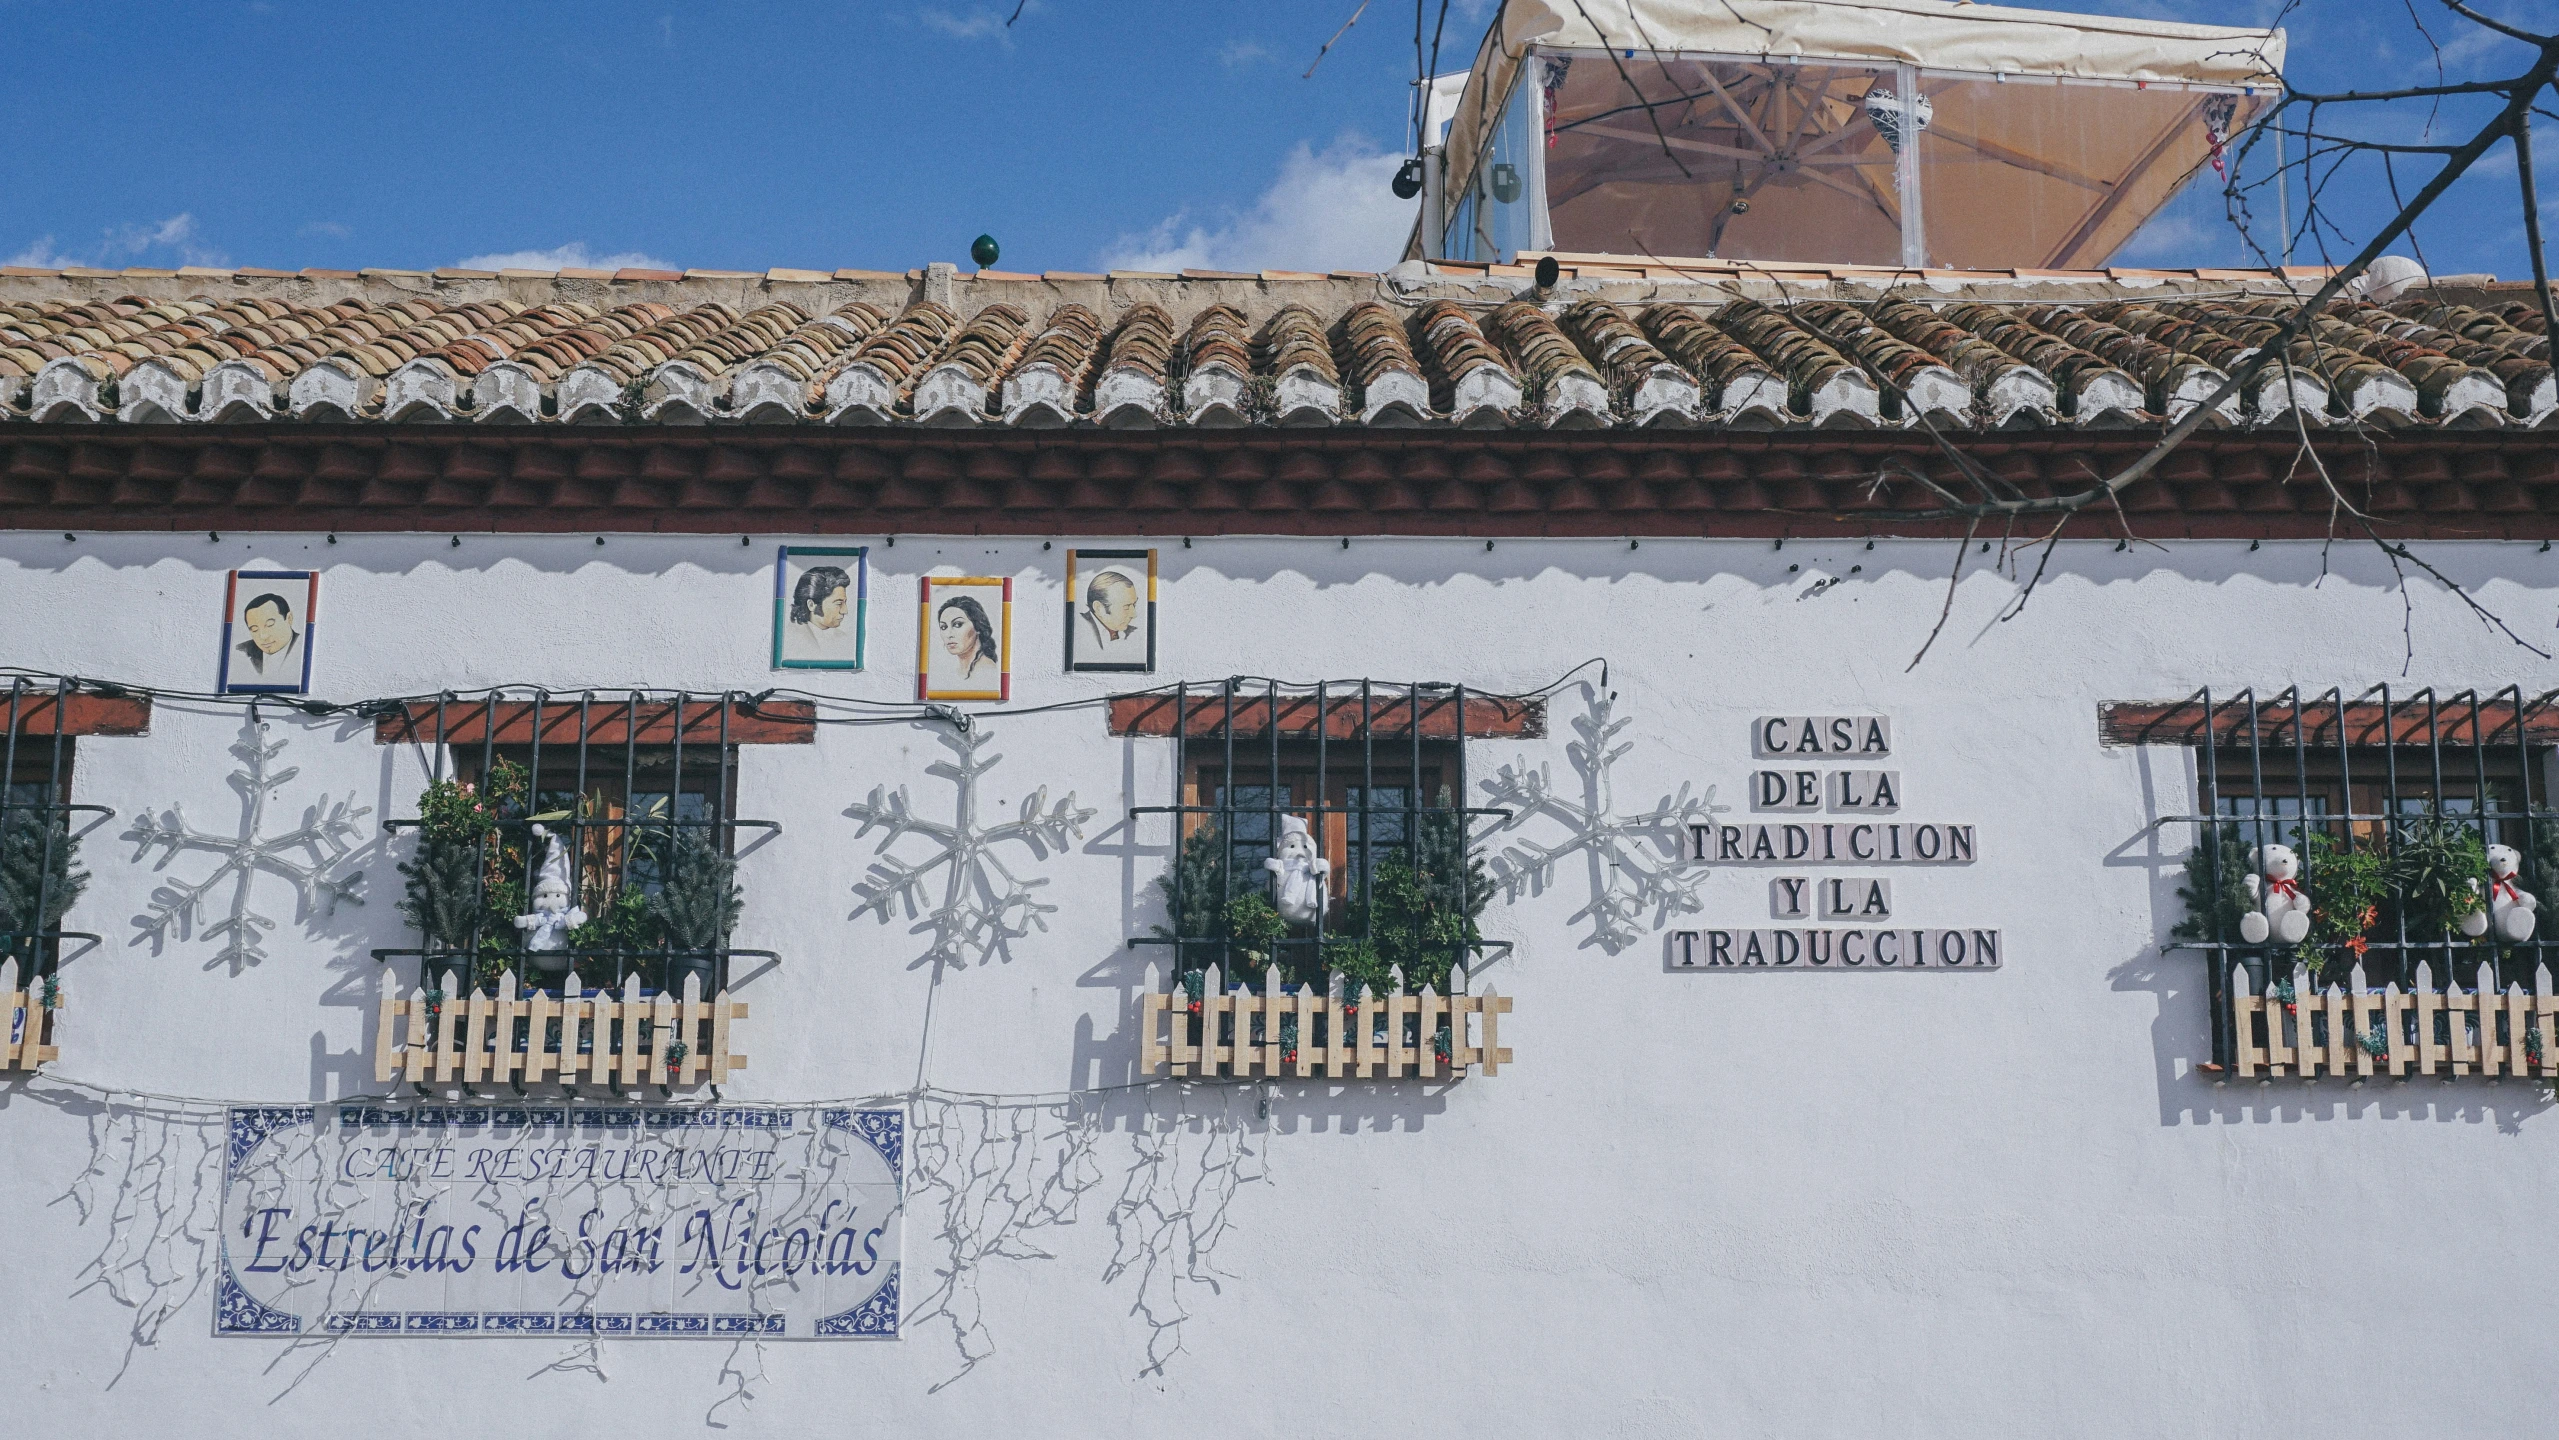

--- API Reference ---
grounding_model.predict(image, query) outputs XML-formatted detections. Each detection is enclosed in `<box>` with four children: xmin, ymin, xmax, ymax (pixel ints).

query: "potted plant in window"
<box><xmin>397</xmin><ymin>761</ymin><xmax>529</xmax><ymax>991</ymax></box>
<box><xmin>0</xmin><ymin>800</ymin><xmax>86</xmax><ymax>1024</ymax></box>
<box><xmin>2295</xmin><ymin>828</ymin><xmax>2387</xmax><ymax>989</ymax></box>
<box><xmin>2387</xmin><ymin>812</ymin><xmax>2488</xmax><ymax>976</ymax></box>
<box><xmin>649</xmin><ymin>825</ymin><xmax>741</xmax><ymax>998</ymax></box>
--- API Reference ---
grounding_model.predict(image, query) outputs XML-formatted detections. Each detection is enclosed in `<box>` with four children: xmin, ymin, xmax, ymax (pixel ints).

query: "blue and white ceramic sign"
<box><xmin>216</xmin><ymin>1105</ymin><xmax>902</xmax><ymax>1340</ymax></box>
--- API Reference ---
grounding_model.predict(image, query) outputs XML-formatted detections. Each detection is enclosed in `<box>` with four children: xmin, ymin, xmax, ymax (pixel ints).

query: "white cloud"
<box><xmin>6</xmin><ymin>236</ymin><xmax>76</xmax><ymax>268</ymax></box>
<box><xmin>1099</xmin><ymin>136</ymin><xmax>1417</xmax><ymax>274</ymax></box>
<box><xmin>918</xmin><ymin>3</ymin><xmax>1033</xmax><ymax>42</ymax></box>
<box><xmin>1219</xmin><ymin>39</ymin><xmax>1273</xmax><ymax>67</ymax></box>
<box><xmin>454</xmin><ymin>242</ymin><xmax>677</xmax><ymax>272</ymax></box>
<box><xmin>5</xmin><ymin>213</ymin><xmax>224</xmax><ymax>268</ymax></box>
<box><xmin>2110</xmin><ymin>212</ymin><xmax>2217</xmax><ymax>265</ymax></box>
<box><xmin>300</xmin><ymin>220</ymin><xmax>352</xmax><ymax>239</ymax></box>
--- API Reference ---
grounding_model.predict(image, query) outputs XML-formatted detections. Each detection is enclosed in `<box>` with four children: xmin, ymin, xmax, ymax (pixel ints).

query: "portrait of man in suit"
<box><xmin>219</xmin><ymin>570</ymin><xmax>317</xmax><ymax>694</ymax></box>
<box><xmin>1080</xmin><ymin>569</ymin><xmax>1142</xmax><ymax>655</ymax></box>
<box><xmin>1065</xmin><ymin>549</ymin><xmax>1156</xmax><ymax>673</ymax></box>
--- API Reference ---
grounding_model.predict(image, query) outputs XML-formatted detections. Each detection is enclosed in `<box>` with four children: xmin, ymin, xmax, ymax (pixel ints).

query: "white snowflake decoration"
<box><xmin>846</xmin><ymin>725</ymin><xmax>1094</xmax><ymax>968</ymax></box>
<box><xmin>124</xmin><ymin>716</ymin><xmax>368</xmax><ymax>967</ymax></box>
<box><xmin>1480</xmin><ymin>687</ymin><xmax>1722</xmax><ymax>954</ymax></box>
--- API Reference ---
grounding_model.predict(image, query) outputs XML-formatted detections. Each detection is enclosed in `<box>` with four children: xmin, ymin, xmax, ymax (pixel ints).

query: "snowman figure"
<box><xmin>1265</xmin><ymin>814</ymin><xmax>1331</xmax><ymax>926</ymax></box>
<box><xmin>2466</xmin><ymin>843</ymin><xmax>2539</xmax><ymax>942</ymax></box>
<box><xmin>513</xmin><ymin>823</ymin><xmax>587</xmax><ymax>968</ymax></box>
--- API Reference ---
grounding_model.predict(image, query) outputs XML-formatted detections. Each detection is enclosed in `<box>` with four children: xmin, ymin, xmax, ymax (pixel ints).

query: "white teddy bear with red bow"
<box><xmin>2463</xmin><ymin>843</ymin><xmax>2537</xmax><ymax>942</ymax></box>
<box><xmin>2239</xmin><ymin>843</ymin><xmax>2311</xmax><ymax>945</ymax></box>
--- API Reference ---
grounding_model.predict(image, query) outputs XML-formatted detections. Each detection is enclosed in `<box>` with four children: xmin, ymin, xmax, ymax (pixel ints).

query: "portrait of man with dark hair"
<box><xmin>772</xmin><ymin>546</ymin><xmax>867</xmax><ymax>670</ymax></box>
<box><xmin>235</xmin><ymin>592</ymin><xmax>301</xmax><ymax>675</ymax></box>
<box><xmin>218</xmin><ymin>570</ymin><xmax>318</xmax><ymax>694</ymax></box>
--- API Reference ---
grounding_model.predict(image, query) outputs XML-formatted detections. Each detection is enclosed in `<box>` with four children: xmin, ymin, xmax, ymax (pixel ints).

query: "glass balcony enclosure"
<box><xmin>1429</xmin><ymin>2</ymin><xmax>2283</xmax><ymax>270</ymax></box>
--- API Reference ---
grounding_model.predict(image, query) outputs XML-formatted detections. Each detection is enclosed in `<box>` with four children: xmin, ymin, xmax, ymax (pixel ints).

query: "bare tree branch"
<box><xmin>1305</xmin><ymin>1</ymin><xmax>1372</xmax><ymax>80</ymax></box>
<box><xmin>2436</xmin><ymin>0</ymin><xmax>2552</xmax><ymax>47</ymax></box>
<box><xmin>2515</xmin><ymin>114</ymin><xmax>2559</xmax><ymax>354</ymax></box>
<box><xmin>1903</xmin><ymin>516</ymin><xmax>1981</xmax><ymax>672</ymax></box>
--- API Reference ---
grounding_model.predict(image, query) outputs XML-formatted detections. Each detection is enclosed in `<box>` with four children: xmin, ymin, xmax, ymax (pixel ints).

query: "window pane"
<box><xmin>1911</xmin><ymin>77</ymin><xmax>2263</xmax><ymax>270</ymax></box>
<box><xmin>2217</xmin><ymin>794</ymin><xmax>2329</xmax><ymax>851</ymax></box>
<box><xmin>1214</xmin><ymin>785</ymin><xmax>1291</xmax><ymax>882</ymax></box>
<box><xmin>2394</xmin><ymin>792</ymin><xmax>2502</xmax><ymax>844</ymax></box>
<box><xmin>1349</xmin><ymin>786</ymin><xmax>1415</xmax><ymax>895</ymax></box>
<box><xmin>1542</xmin><ymin>56</ymin><xmax>1902</xmax><ymax>265</ymax></box>
<box><xmin>1445</xmin><ymin>64</ymin><xmax>1544</xmax><ymax>262</ymax></box>
<box><xmin>626</xmin><ymin>789</ymin><xmax>710</xmax><ymax>895</ymax></box>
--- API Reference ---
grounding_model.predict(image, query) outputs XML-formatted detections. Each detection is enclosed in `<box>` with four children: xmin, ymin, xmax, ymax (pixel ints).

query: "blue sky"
<box><xmin>2</xmin><ymin>0</ymin><xmax>2555</xmax><ymax>279</ymax></box>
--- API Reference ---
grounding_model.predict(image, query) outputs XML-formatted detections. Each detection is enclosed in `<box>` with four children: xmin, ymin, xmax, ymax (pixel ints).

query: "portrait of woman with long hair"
<box><xmin>936</xmin><ymin>595</ymin><xmax>998</xmax><ymax>679</ymax></box>
<box><xmin>919</xmin><ymin>576</ymin><xmax>1011</xmax><ymax>700</ymax></box>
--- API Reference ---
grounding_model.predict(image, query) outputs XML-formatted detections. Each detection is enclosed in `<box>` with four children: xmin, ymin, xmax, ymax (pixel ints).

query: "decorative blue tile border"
<box><xmin>312</xmin><ymin>1311</ymin><xmax>794</xmax><ymax>1340</ymax></box>
<box><xmin>322</xmin><ymin>1313</ymin><xmax>403</xmax><ymax>1334</ymax></box>
<box><xmin>332</xmin><ymin>1105</ymin><xmax>796</xmax><ymax>1131</ymax></box>
<box><xmin>827</xmin><ymin>1107</ymin><xmax>905</xmax><ymax>1178</ymax></box>
<box><xmin>403</xmin><ymin>1312</ymin><xmax>480</xmax><ymax>1333</ymax></box>
<box><xmin>814</xmin><ymin>1263</ymin><xmax>900</xmax><ymax>1338</ymax></box>
<box><xmin>226</xmin><ymin>1105</ymin><xmax>314</xmax><ymax>1173</ymax></box>
<box><xmin>214</xmin><ymin>1244</ymin><xmax>302</xmax><ymax>1336</ymax></box>
<box><xmin>482</xmin><ymin>1313</ymin><xmax>558</xmax><ymax>1334</ymax></box>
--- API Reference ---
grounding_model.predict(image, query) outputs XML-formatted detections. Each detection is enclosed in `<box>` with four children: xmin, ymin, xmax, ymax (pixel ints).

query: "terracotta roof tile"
<box><xmin>0</xmin><ymin>265</ymin><xmax>2533</xmax><ymax>434</ymax></box>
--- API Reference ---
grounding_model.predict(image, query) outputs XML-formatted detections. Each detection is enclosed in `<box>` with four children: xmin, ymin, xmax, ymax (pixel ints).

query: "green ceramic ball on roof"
<box><xmin>971</xmin><ymin>234</ymin><xmax>1000</xmax><ymax>268</ymax></box>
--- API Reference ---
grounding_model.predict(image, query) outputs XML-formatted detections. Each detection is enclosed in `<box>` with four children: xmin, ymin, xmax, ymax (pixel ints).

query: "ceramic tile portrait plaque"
<box><xmin>772</xmin><ymin>546</ymin><xmax>868</xmax><ymax>670</ymax></box>
<box><xmin>1064</xmin><ymin>549</ymin><xmax>1156</xmax><ymax>673</ymax></box>
<box><xmin>918</xmin><ymin>576</ymin><xmax>1010</xmax><ymax>701</ymax></box>
<box><xmin>218</xmin><ymin>570</ymin><xmax>318</xmax><ymax>695</ymax></box>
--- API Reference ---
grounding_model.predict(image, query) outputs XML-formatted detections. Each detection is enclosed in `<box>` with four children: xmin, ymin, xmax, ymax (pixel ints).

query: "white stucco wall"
<box><xmin>2</xmin><ymin>527</ymin><xmax>2554</xmax><ymax>1435</ymax></box>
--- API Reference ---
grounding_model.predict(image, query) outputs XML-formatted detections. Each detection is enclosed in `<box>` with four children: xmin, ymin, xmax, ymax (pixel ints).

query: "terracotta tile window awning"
<box><xmin>2</xmin><ymin>687</ymin><xmax>151</xmax><ymax>737</ymax></box>
<box><xmin>372</xmin><ymin>696</ymin><xmax>817</xmax><ymax>746</ymax></box>
<box><xmin>1107</xmin><ymin>689</ymin><xmax>1543</xmax><ymax>740</ymax></box>
<box><xmin>2101</xmin><ymin>693</ymin><xmax>2559</xmax><ymax>748</ymax></box>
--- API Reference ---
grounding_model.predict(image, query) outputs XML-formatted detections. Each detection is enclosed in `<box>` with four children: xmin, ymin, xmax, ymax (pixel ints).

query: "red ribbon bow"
<box><xmin>2492</xmin><ymin>877</ymin><xmax>2524</xmax><ymax>905</ymax></box>
<box><xmin>2263</xmin><ymin>876</ymin><xmax>2301</xmax><ymax>901</ymax></box>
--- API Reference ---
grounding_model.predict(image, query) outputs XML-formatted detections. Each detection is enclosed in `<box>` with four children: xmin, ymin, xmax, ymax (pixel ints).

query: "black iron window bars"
<box><xmin>370</xmin><ymin>691</ymin><xmax>785</xmax><ymax>997</ymax></box>
<box><xmin>1</xmin><ymin>677</ymin><xmax>113</xmax><ymax>984</ymax></box>
<box><xmin>1125</xmin><ymin>679</ymin><xmax>1527</xmax><ymax>1020</ymax></box>
<box><xmin>2126</xmin><ymin>685</ymin><xmax>2557</xmax><ymax>1071</ymax></box>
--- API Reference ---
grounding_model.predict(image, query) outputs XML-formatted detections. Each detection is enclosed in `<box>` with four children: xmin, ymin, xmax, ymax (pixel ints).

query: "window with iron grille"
<box><xmin>1117</xmin><ymin>680</ymin><xmax>1538</xmax><ymax>1006</ymax></box>
<box><xmin>1</xmin><ymin>679</ymin><xmax>136</xmax><ymax>983</ymax></box>
<box><xmin>2110</xmin><ymin>686</ymin><xmax>2556</xmax><ymax>1072</ymax></box>
<box><xmin>371</xmin><ymin>692</ymin><xmax>809</xmax><ymax>997</ymax></box>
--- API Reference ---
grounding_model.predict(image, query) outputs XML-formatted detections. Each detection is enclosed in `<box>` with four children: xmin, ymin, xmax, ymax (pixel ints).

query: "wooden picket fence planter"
<box><xmin>1141</xmin><ymin>965</ymin><xmax>1511</xmax><ymax>1080</ymax></box>
<box><xmin>2</xmin><ymin>960</ymin><xmax>59</xmax><ymax>1072</ymax></box>
<box><xmin>376</xmin><ymin>967</ymin><xmax>748</xmax><ymax>1089</ymax></box>
<box><xmin>2217</xmin><ymin>961</ymin><xmax>2559</xmax><ymax>1081</ymax></box>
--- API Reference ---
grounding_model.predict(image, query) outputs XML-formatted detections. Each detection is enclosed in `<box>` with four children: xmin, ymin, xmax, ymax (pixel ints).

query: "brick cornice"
<box><xmin>5</xmin><ymin>425</ymin><xmax>2555</xmax><ymax>541</ymax></box>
